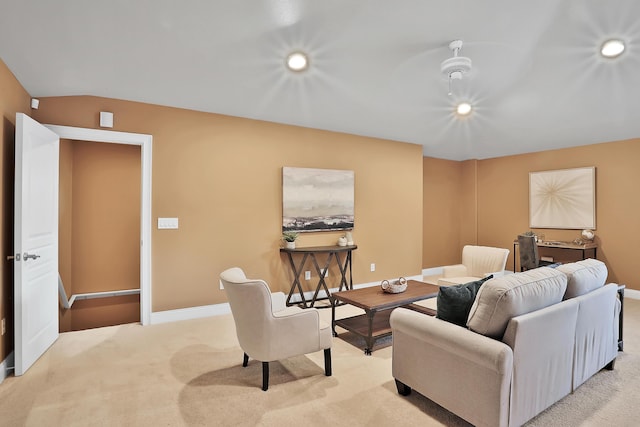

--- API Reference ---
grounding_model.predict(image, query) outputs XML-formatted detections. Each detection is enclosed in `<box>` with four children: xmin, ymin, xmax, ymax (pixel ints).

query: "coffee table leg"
<box><xmin>364</xmin><ymin>310</ymin><xmax>375</xmax><ymax>355</ymax></box>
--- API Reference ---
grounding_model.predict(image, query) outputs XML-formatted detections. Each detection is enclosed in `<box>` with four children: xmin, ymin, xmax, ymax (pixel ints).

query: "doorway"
<box><xmin>45</xmin><ymin>125</ymin><xmax>152</xmax><ymax>325</ymax></box>
<box><xmin>59</xmin><ymin>139</ymin><xmax>141</xmax><ymax>331</ymax></box>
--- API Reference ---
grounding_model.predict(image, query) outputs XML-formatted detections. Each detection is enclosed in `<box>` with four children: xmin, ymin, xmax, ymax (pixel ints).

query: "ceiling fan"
<box><xmin>440</xmin><ymin>40</ymin><xmax>472</xmax><ymax>95</ymax></box>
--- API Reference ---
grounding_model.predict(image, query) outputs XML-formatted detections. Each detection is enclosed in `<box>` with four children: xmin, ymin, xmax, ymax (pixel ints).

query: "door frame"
<box><xmin>45</xmin><ymin>124</ymin><xmax>152</xmax><ymax>325</ymax></box>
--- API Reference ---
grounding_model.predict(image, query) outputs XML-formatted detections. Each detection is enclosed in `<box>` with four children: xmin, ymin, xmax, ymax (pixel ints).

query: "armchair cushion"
<box><xmin>436</xmin><ymin>275</ymin><xmax>493</xmax><ymax>327</ymax></box>
<box><xmin>462</xmin><ymin>245</ymin><xmax>510</xmax><ymax>278</ymax></box>
<box><xmin>442</xmin><ymin>264</ymin><xmax>468</xmax><ymax>278</ymax></box>
<box><xmin>438</xmin><ymin>246</ymin><xmax>509</xmax><ymax>286</ymax></box>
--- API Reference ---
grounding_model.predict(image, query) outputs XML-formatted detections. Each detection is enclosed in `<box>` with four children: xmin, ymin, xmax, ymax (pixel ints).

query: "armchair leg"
<box><xmin>262</xmin><ymin>362</ymin><xmax>269</xmax><ymax>391</ymax></box>
<box><xmin>243</xmin><ymin>353</ymin><xmax>249</xmax><ymax>367</ymax></box>
<box><xmin>324</xmin><ymin>348</ymin><xmax>332</xmax><ymax>376</ymax></box>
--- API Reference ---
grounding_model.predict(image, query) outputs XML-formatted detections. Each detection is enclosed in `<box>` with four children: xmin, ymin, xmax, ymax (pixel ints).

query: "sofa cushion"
<box><xmin>436</xmin><ymin>275</ymin><xmax>493</xmax><ymax>327</ymax></box>
<box><xmin>467</xmin><ymin>268</ymin><xmax>567</xmax><ymax>339</ymax></box>
<box><xmin>556</xmin><ymin>259</ymin><xmax>607</xmax><ymax>299</ymax></box>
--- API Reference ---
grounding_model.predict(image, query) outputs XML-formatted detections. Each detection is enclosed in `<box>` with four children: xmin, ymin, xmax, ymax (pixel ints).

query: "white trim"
<box><xmin>150</xmin><ymin>303</ymin><xmax>231</xmax><ymax>324</ymax></box>
<box><xmin>422</xmin><ymin>267</ymin><xmax>443</xmax><ymax>277</ymax></box>
<box><xmin>0</xmin><ymin>352</ymin><xmax>14</xmax><ymax>384</ymax></box>
<box><xmin>151</xmin><ymin>275</ymin><xmax>427</xmax><ymax>324</ymax></box>
<box><xmin>624</xmin><ymin>288</ymin><xmax>640</xmax><ymax>300</ymax></box>
<box><xmin>45</xmin><ymin>124</ymin><xmax>153</xmax><ymax>325</ymax></box>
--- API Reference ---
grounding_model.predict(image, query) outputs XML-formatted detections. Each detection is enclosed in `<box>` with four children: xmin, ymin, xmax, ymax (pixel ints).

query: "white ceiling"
<box><xmin>1</xmin><ymin>1</ymin><xmax>639</xmax><ymax>160</ymax></box>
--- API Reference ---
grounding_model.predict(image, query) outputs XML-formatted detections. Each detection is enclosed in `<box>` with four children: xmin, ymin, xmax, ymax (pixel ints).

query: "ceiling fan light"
<box><xmin>600</xmin><ymin>39</ymin><xmax>625</xmax><ymax>58</ymax></box>
<box><xmin>456</xmin><ymin>102</ymin><xmax>472</xmax><ymax>116</ymax></box>
<box><xmin>286</xmin><ymin>52</ymin><xmax>309</xmax><ymax>71</ymax></box>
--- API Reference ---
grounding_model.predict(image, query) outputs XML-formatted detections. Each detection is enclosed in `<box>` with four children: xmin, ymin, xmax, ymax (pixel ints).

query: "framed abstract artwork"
<box><xmin>282</xmin><ymin>167</ymin><xmax>354</xmax><ymax>232</ymax></box>
<box><xmin>529</xmin><ymin>167</ymin><xmax>596</xmax><ymax>229</ymax></box>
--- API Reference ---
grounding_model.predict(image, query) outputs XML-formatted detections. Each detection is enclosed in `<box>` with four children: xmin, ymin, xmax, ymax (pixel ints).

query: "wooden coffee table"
<box><xmin>331</xmin><ymin>280</ymin><xmax>440</xmax><ymax>355</ymax></box>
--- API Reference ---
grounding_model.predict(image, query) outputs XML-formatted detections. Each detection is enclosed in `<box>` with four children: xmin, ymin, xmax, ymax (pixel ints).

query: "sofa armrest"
<box><xmin>390</xmin><ymin>308</ymin><xmax>512</xmax><ymax>427</ymax></box>
<box><xmin>572</xmin><ymin>283</ymin><xmax>619</xmax><ymax>389</ymax></box>
<box><xmin>442</xmin><ymin>264</ymin><xmax>468</xmax><ymax>278</ymax></box>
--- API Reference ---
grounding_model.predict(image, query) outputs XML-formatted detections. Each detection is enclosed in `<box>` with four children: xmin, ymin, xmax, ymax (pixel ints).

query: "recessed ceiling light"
<box><xmin>600</xmin><ymin>39</ymin><xmax>625</xmax><ymax>58</ymax></box>
<box><xmin>286</xmin><ymin>52</ymin><xmax>309</xmax><ymax>72</ymax></box>
<box><xmin>456</xmin><ymin>102</ymin><xmax>472</xmax><ymax>116</ymax></box>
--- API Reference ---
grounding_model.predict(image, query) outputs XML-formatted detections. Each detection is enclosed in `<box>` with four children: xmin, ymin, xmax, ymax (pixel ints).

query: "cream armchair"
<box><xmin>219</xmin><ymin>267</ymin><xmax>332</xmax><ymax>391</ymax></box>
<box><xmin>437</xmin><ymin>245</ymin><xmax>510</xmax><ymax>286</ymax></box>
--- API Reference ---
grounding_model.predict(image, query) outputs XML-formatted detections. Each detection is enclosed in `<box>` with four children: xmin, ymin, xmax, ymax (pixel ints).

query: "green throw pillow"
<box><xmin>436</xmin><ymin>275</ymin><xmax>493</xmax><ymax>327</ymax></box>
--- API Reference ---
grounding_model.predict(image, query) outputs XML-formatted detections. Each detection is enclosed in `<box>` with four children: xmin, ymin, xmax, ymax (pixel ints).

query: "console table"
<box><xmin>512</xmin><ymin>240</ymin><xmax>597</xmax><ymax>272</ymax></box>
<box><xmin>280</xmin><ymin>245</ymin><xmax>357</xmax><ymax>308</ymax></box>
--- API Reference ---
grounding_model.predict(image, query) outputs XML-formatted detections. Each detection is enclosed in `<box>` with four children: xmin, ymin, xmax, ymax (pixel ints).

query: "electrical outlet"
<box><xmin>219</xmin><ymin>280</ymin><xmax>224</xmax><ymax>290</ymax></box>
<box><xmin>320</xmin><ymin>268</ymin><xmax>328</xmax><ymax>277</ymax></box>
<box><xmin>1</xmin><ymin>318</ymin><xmax>5</xmax><ymax>335</ymax></box>
<box><xmin>370</xmin><ymin>263</ymin><xmax>376</xmax><ymax>272</ymax></box>
<box><xmin>305</xmin><ymin>271</ymin><xmax>311</xmax><ymax>280</ymax></box>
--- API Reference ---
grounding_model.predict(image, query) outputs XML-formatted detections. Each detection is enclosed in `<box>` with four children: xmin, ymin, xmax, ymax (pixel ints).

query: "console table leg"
<box><xmin>285</xmin><ymin>252</ymin><xmax>309</xmax><ymax>307</ymax></box>
<box><xmin>311</xmin><ymin>253</ymin><xmax>333</xmax><ymax>306</ymax></box>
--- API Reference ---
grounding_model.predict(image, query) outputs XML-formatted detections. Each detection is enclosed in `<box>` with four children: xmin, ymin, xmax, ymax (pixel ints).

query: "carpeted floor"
<box><xmin>0</xmin><ymin>298</ymin><xmax>638</xmax><ymax>426</ymax></box>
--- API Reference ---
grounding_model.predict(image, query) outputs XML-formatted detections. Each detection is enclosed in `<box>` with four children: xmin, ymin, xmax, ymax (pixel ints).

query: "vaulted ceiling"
<box><xmin>1</xmin><ymin>1</ymin><xmax>639</xmax><ymax>160</ymax></box>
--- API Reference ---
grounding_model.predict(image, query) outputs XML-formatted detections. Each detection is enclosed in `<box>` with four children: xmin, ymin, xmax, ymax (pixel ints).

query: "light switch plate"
<box><xmin>158</xmin><ymin>217</ymin><xmax>179</xmax><ymax>229</ymax></box>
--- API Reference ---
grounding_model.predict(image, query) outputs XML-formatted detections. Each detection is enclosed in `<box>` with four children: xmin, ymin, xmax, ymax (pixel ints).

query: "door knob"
<box><xmin>23</xmin><ymin>253</ymin><xmax>41</xmax><ymax>261</ymax></box>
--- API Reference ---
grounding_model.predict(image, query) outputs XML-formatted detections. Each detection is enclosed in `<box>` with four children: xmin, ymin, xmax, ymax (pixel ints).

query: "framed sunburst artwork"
<box><xmin>529</xmin><ymin>167</ymin><xmax>596</xmax><ymax>229</ymax></box>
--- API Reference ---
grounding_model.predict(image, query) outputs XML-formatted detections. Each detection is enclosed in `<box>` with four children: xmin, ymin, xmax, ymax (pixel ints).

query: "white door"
<box><xmin>14</xmin><ymin>113</ymin><xmax>60</xmax><ymax>376</ymax></box>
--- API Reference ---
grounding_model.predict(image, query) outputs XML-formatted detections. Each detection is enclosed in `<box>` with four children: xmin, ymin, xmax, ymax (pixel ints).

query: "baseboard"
<box><xmin>150</xmin><ymin>302</ymin><xmax>231</xmax><ymax>325</ymax></box>
<box><xmin>1</xmin><ymin>351</ymin><xmax>14</xmax><ymax>384</ymax></box>
<box><xmin>150</xmin><ymin>275</ymin><xmax>425</xmax><ymax>324</ymax></box>
<box><xmin>624</xmin><ymin>288</ymin><xmax>640</xmax><ymax>300</ymax></box>
<box><xmin>422</xmin><ymin>267</ymin><xmax>443</xmax><ymax>277</ymax></box>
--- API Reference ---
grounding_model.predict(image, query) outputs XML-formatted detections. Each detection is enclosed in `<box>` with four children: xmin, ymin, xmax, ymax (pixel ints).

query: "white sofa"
<box><xmin>390</xmin><ymin>259</ymin><xmax>619</xmax><ymax>427</ymax></box>
<box><xmin>438</xmin><ymin>245</ymin><xmax>510</xmax><ymax>286</ymax></box>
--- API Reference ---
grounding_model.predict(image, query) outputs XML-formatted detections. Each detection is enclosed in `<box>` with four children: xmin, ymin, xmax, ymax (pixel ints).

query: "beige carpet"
<box><xmin>0</xmin><ymin>299</ymin><xmax>638</xmax><ymax>427</ymax></box>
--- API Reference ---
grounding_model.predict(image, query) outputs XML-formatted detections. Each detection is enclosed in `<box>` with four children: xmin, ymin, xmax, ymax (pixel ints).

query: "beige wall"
<box><xmin>59</xmin><ymin>139</ymin><xmax>73</xmax><ymax>332</ymax></box>
<box><xmin>0</xmin><ymin>60</ymin><xmax>31</xmax><ymax>361</ymax></box>
<box><xmin>477</xmin><ymin>140</ymin><xmax>640</xmax><ymax>289</ymax></box>
<box><xmin>422</xmin><ymin>158</ymin><xmax>479</xmax><ymax>268</ymax></box>
<box><xmin>32</xmin><ymin>96</ymin><xmax>424</xmax><ymax>313</ymax></box>
<box><xmin>459</xmin><ymin>160</ymin><xmax>479</xmax><ymax>249</ymax></box>
<box><xmin>59</xmin><ymin>140</ymin><xmax>141</xmax><ymax>332</ymax></box>
<box><xmin>422</xmin><ymin>157</ymin><xmax>462</xmax><ymax>267</ymax></box>
<box><xmin>424</xmin><ymin>140</ymin><xmax>640</xmax><ymax>291</ymax></box>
